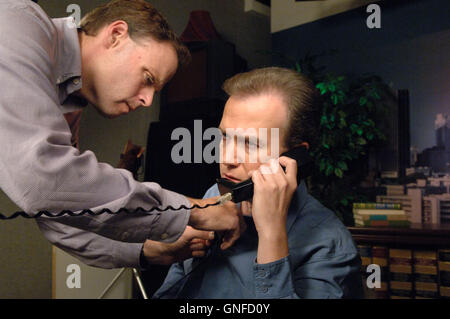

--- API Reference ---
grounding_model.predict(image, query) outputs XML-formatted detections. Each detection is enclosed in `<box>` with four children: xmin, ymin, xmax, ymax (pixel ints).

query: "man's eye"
<box><xmin>145</xmin><ymin>74</ymin><xmax>154</xmax><ymax>85</ymax></box>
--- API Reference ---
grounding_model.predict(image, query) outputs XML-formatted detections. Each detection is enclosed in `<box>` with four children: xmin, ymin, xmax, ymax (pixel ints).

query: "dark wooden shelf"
<box><xmin>348</xmin><ymin>223</ymin><xmax>450</xmax><ymax>247</ymax></box>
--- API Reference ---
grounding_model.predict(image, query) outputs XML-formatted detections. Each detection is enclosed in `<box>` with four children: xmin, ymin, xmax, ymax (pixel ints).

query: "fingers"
<box><xmin>184</xmin><ymin>226</ymin><xmax>215</xmax><ymax>241</ymax></box>
<box><xmin>253</xmin><ymin>157</ymin><xmax>297</xmax><ymax>191</ymax></box>
<box><xmin>240</xmin><ymin>200</ymin><xmax>252</xmax><ymax>215</ymax></box>
<box><xmin>220</xmin><ymin>210</ymin><xmax>246</xmax><ymax>250</ymax></box>
<box><xmin>279</xmin><ymin>156</ymin><xmax>298</xmax><ymax>187</ymax></box>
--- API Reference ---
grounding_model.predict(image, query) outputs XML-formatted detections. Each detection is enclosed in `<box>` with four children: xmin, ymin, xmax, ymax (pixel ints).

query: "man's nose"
<box><xmin>138</xmin><ymin>87</ymin><xmax>155</xmax><ymax>107</ymax></box>
<box><xmin>221</xmin><ymin>139</ymin><xmax>240</xmax><ymax>166</ymax></box>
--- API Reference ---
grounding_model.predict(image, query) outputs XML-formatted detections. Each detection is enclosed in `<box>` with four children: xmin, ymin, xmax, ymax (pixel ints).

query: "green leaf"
<box><xmin>357</xmin><ymin>137</ymin><xmax>367</xmax><ymax>145</ymax></box>
<box><xmin>340</xmin><ymin>198</ymin><xmax>348</xmax><ymax>206</ymax></box>
<box><xmin>335</xmin><ymin>168</ymin><xmax>343</xmax><ymax>178</ymax></box>
<box><xmin>295</xmin><ymin>62</ymin><xmax>301</xmax><ymax>73</ymax></box>
<box><xmin>328</xmin><ymin>83</ymin><xmax>336</xmax><ymax>92</ymax></box>
<box><xmin>357</xmin><ymin>128</ymin><xmax>363</xmax><ymax>136</ymax></box>
<box><xmin>337</xmin><ymin>161</ymin><xmax>348</xmax><ymax>171</ymax></box>
<box><xmin>325</xmin><ymin>165</ymin><xmax>334</xmax><ymax>176</ymax></box>
<box><xmin>359</xmin><ymin>97</ymin><xmax>367</xmax><ymax>106</ymax></box>
<box><xmin>319</xmin><ymin>160</ymin><xmax>326</xmax><ymax>172</ymax></box>
<box><xmin>331</xmin><ymin>94</ymin><xmax>338</xmax><ymax>105</ymax></box>
<box><xmin>338</xmin><ymin>118</ymin><xmax>347</xmax><ymax>128</ymax></box>
<box><xmin>316</xmin><ymin>83</ymin><xmax>327</xmax><ymax>95</ymax></box>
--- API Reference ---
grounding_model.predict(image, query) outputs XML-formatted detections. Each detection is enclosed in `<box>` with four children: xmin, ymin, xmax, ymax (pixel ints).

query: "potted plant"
<box><xmin>292</xmin><ymin>53</ymin><xmax>394</xmax><ymax>225</ymax></box>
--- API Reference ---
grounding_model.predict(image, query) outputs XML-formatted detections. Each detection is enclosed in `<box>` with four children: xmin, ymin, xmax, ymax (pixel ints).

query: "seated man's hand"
<box><xmin>249</xmin><ymin>156</ymin><xmax>298</xmax><ymax>264</ymax></box>
<box><xmin>142</xmin><ymin>226</ymin><xmax>214</xmax><ymax>265</ymax></box>
<box><xmin>188</xmin><ymin>197</ymin><xmax>246</xmax><ymax>250</ymax></box>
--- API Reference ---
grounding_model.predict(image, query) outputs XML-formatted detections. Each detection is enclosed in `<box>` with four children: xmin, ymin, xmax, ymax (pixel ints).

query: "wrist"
<box><xmin>142</xmin><ymin>240</ymin><xmax>169</xmax><ymax>265</ymax></box>
<box><xmin>188</xmin><ymin>207</ymin><xmax>203</xmax><ymax>229</ymax></box>
<box><xmin>256</xmin><ymin>228</ymin><xmax>288</xmax><ymax>264</ymax></box>
<box><xmin>258</xmin><ymin>230</ymin><xmax>288</xmax><ymax>246</ymax></box>
<box><xmin>256</xmin><ymin>223</ymin><xmax>287</xmax><ymax>241</ymax></box>
<box><xmin>139</xmin><ymin>246</ymin><xmax>150</xmax><ymax>269</ymax></box>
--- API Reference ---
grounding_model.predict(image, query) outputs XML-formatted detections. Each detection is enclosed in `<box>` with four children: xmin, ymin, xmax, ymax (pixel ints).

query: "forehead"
<box><xmin>220</xmin><ymin>93</ymin><xmax>288</xmax><ymax>132</ymax></box>
<box><xmin>134</xmin><ymin>38</ymin><xmax>178</xmax><ymax>88</ymax></box>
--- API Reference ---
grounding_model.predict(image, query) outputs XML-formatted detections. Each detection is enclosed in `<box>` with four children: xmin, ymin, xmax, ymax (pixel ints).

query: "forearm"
<box><xmin>37</xmin><ymin>219</ymin><xmax>143</xmax><ymax>269</ymax></box>
<box><xmin>256</xmin><ymin>228</ymin><xmax>289</xmax><ymax>264</ymax></box>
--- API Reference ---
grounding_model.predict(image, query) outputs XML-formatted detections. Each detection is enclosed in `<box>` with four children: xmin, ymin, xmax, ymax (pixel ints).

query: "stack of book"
<box><xmin>372</xmin><ymin>246</ymin><xmax>389</xmax><ymax>299</ymax></box>
<box><xmin>353</xmin><ymin>203</ymin><xmax>410</xmax><ymax>227</ymax></box>
<box><xmin>413</xmin><ymin>250</ymin><xmax>439</xmax><ymax>298</ymax></box>
<box><xmin>385</xmin><ymin>184</ymin><xmax>405</xmax><ymax>196</ymax></box>
<box><xmin>357</xmin><ymin>245</ymin><xmax>374</xmax><ymax>298</ymax></box>
<box><xmin>355</xmin><ymin>245</ymin><xmax>449</xmax><ymax>298</ymax></box>
<box><xmin>439</xmin><ymin>249</ymin><xmax>450</xmax><ymax>299</ymax></box>
<box><xmin>389</xmin><ymin>249</ymin><xmax>413</xmax><ymax>299</ymax></box>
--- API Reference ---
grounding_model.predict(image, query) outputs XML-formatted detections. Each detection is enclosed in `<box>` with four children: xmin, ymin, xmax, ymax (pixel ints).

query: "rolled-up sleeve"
<box><xmin>0</xmin><ymin>2</ymin><xmax>189</xmax><ymax>244</ymax></box>
<box><xmin>253</xmin><ymin>256</ymin><xmax>299</xmax><ymax>298</ymax></box>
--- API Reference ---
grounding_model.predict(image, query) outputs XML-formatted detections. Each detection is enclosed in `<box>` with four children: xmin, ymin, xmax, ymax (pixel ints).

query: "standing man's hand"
<box><xmin>250</xmin><ymin>157</ymin><xmax>298</xmax><ymax>264</ymax></box>
<box><xmin>188</xmin><ymin>197</ymin><xmax>246</xmax><ymax>250</ymax></box>
<box><xmin>142</xmin><ymin>226</ymin><xmax>215</xmax><ymax>265</ymax></box>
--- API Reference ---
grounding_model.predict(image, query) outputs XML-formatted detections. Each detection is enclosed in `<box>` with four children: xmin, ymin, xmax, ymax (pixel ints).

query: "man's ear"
<box><xmin>293</xmin><ymin>142</ymin><xmax>309</xmax><ymax>150</ymax></box>
<box><xmin>104</xmin><ymin>20</ymin><xmax>129</xmax><ymax>49</ymax></box>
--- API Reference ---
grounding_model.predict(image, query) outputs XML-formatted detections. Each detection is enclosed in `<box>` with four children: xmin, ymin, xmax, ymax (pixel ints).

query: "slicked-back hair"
<box><xmin>80</xmin><ymin>0</ymin><xmax>190</xmax><ymax>67</ymax></box>
<box><xmin>223</xmin><ymin>67</ymin><xmax>321</xmax><ymax>149</ymax></box>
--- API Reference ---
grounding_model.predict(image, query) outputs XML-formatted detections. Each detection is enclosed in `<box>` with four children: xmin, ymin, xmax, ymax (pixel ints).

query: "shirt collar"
<box><xmin>52</xmin><ymin>17</ymin><xmax>87</xmax><ymax>110</ymax></box>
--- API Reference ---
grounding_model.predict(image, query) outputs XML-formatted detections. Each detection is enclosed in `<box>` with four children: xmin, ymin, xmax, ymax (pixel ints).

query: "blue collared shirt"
<box><xmin>154</xmin><ymin>182</ymin><xmax>364</xmax><ymax>298</ymax></box>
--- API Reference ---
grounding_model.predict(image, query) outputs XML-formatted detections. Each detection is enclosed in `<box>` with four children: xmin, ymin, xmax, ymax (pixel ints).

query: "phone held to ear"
<box><xmin>216</xmin><ymin>146</ymin><xmax>314</xmax><ymax>204</ymax></box>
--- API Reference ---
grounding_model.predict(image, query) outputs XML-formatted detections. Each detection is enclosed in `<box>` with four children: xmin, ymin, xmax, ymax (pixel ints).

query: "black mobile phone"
<box><xmin>216</xmin><ymin>145</ymin><xmax>314</xmax><ymax>203</ymax></box>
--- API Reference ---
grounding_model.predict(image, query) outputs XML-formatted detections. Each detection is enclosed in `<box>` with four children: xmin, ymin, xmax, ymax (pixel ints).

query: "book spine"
<box><xmin>354</xmin><ymin>214</ymin><xmax>409</xmax><ymax>221</ymax></box>
<box><xmin>355</xmin><ymin>220</ymin><xmax>410</xmax><ymax>227</ymax></box>
<box><xmin>439</xmin><ymin>249</ymin><xmax>450</xmax><ymax>262</ymax></box>
<box><xmin>439</xmin><ymin>261</ymin><xmax>450</xmax><ymax>287</ymax></box>
<box><xmin>353</xmin><ymin>203</ymin><xmax>402</xmax><ymax>210</ymax></box>
<box><xmin>414</xmin><ymin>250</ymin><xmax>439</xmax><ymax>299</ymax></box>
<box><xmin>389</xmin><ymin>249</ymin><xmax>413</xmax><ymax>298</ymax></box>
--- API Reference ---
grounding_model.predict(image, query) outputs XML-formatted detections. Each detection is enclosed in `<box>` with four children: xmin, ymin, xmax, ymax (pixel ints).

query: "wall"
<box><xmin>271</xmin><ymin>0</ymin><xmax>378</xmax><ymax>33</ymax></box>
<box><xmin>272</xmin><ymin>0</ymin><xmax>450</xmax><ymax>153</ymax></box>
<box><xmin>0</xmin><ymin>192</ymin><xmax>51</xmax><ymax>298</ymax></box>
<box><xmin>0</xmin><ymin>0</ymin><xmax>271</xmax><ymax>298</ymax></box>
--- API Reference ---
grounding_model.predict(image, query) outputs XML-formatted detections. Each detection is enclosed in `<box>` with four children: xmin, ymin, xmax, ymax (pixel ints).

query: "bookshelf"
<box><xmin>348</xmin><ymin>223</ymin><xmax>450</xmax><ymax>247</ymax></box>
<box><xmin>349</xmin><ymin>224</ymin><xmax>450</xmax><ymax>299</ymax></box>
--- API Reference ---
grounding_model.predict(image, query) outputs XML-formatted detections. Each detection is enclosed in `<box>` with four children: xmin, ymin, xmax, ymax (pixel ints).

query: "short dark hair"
<box><xmin>80</xmin><ymin>0</ymin><xmax>190</xmax><ymax>67</ymax></box>
<box><xmin>223</xmin><ymin>67</ymin><xmax>321</xmax><ymax>149</ymax></box>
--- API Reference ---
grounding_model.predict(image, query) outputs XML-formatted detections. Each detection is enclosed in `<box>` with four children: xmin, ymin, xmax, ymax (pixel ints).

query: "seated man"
<box><xmin>153</xmin><ymin>67</ymin><xmax>364</xmax><ymax>299</ymax></box>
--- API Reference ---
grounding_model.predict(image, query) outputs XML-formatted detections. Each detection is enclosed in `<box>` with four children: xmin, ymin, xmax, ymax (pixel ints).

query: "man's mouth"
<box><xmin>223</xmin><ymin>174</ymin><xmax>241</xmax><ymax>183</ymax></box>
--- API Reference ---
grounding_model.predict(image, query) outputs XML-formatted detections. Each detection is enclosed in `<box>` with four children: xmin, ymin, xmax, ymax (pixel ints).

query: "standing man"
<box><xmin>0</xmin><ymin>0</ymin><xmax>242</xmax><ymax>268</ymax></box>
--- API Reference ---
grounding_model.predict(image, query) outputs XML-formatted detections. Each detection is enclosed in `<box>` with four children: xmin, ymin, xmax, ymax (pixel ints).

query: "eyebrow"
<box><xmin>219</xmin><ymin>127</ymin><xmax>262</xmax><ymax>145</ymax></box>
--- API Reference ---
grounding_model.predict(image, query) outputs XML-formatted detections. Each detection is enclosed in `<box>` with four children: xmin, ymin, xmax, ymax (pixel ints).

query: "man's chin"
<box><xmin>91</xmin><ymin>104</ymin><xmax>124</xmax><ymax>119</ymax></box>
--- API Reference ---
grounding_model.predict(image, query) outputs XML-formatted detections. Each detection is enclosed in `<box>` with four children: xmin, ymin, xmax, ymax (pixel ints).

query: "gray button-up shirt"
<box><xmin>0</xmin><ymin>0</ymin><xmax>190</xmax><ymax>268</ymax></box>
